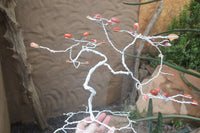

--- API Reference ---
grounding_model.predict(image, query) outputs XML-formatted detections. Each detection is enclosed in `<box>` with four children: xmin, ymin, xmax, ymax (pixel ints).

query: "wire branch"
<box><xmin>129</xmin><ymin>0</ymin><xmax>164</xmax><ymax>104</ymax></box>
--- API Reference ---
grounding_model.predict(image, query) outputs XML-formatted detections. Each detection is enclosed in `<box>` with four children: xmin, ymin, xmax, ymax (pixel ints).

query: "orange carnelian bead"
<box><xmin>94</xmin><ymin>14</ymin><xmax>102</xmax><ymax>18</ymax></box>
<box><xmin>162</xmin><ymin>92</ymin><xmax>169</xmax><ymax>98</ymax></box>
<box><xmin>111</xmin><ymin>17</ymin><xmax>119</xmax><ymax>24</ymax></box>
<box><xmin>51</xmin><ymin>50</ymin><xmax>55</xmax><ymax>54</ymax></box>
<box><xmin>143</xmin><ymin>95</ymin><xmax>149</xmax><ymax>101</ymax></box>
<box><xmin>107</xmin><ymin>20</ymin><xmax>112</xmax><ymax>24</ymax></box>
<box><xmin>66</xmin><ymin>59</ymin><xmax>70</xmax><ymax>63</ymax></box>
<box><xmin>90</xmin><ymin>39</ymin><xmax>98</xmax><ymax>44</ymax></box>
<box><xmin>184</xmin><ymin>94</ymin><xmax>192</xmax><ymax>98</ymax></box>
<box><xmin>102</xmin><ymin>40</ymin><xmax>106</xmax><ymax>43</ymax></box>
<box><xmin>30</xmin><ymin>42</ymin><xmax>39</xmax><ymax>48</ymax></box>
<box><xmin>133</xmin><ymin>23</ymin><xmax>139</xmax><ymax>31</ymax></box>
<box><xmin>113</xmin><ymin>28</ymin><xmax>120</xmax><ymax>32</ymax></box>
<box><xmin>83</xmin><ymin>32</ymin><xmax>89</xmax><ymax>36</ymax></box>
<box><xmin>85</xmin><ymin>61</ymin><xmax>90</xmax><ymax>64</ymax></box>
<box><xmin>150</xmin><ymin>89</ymin><xmax>158</xmax><ymax>96</ymax></box>
<box><xmin>64</xmin><ymin>33</ymin><xmax>72</xmax><ymax>38</ymax></box>
<box><xmin>168</xmin><ymin>34</ymin><xmax>179</xmax><ymax>41</ymax></box>
<box><xmin>155</xmin><ymin>88</ymin><xmax>160</xmax><ymax>93</ymax></box>
<box><xmin>158</xmin><ymin>54</ymin><xmax>164</xmax><ymax>58</ymax></box>
<box><xmin>165</xmin><ymin>42</ymin><xmax>171</xmax><ymax>47</ymax></box>
<box><xmin>191</xmin><ymin>99</ymin><xmax>198</xmax><ymax>106</ymax></box>
<box><xmin>87</xmin><ymin>16</ymin><xmax>91</xmax><ymax>19</ymax></box>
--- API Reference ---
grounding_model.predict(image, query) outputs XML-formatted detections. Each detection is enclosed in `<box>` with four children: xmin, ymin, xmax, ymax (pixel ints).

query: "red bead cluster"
<box><xmin>64</xmin><ymin>31</ymin><xmax>106</xmax><ymax>45</ymax></box>
<box><xmin>149</xmin><ymin>88</ymin><xmax>169</xmax><ymax>98</ymax></box>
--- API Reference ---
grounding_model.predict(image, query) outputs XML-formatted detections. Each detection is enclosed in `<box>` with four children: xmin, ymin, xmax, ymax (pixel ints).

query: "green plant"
<box><xmin>153</xmin><ymin>112</ymin><xmax>163</xmax><ymax>133</ymax></box>
<box><xmin>180</xmin><ymin>72</ymin><xmax>200</xmax><ymax>91</ymax></box>
<box><xmin>161</xmin><ymin>0</ymin><xmax>200</xmax><ymax>72</ymax></box>
<box><xmin>147</xmin><ymin>99</ymin><xmax>163</xmax><ymax>133</ymax></box>
<box><xmin>147</xmin><ymin>99</ymin><xmax>153</xmax><ymax>133</ymax></box>
<box><xmin>171</xmin><ymin>120</ymin><xmax>184</xmax><ymax>130</ymax></box>
<box><xmin>128</xmin><ymin>98</ymin><xmax>200</xmax><ymax>132</ymax></box>
<box><xmin>129</xmin><ymin>106</ymin><xmax>146</xmax><ymax>120</ymax></box>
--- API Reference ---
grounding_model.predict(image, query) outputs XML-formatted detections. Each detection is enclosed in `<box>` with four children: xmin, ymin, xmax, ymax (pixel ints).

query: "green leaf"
<box><xmin>180</xmin><ymin>72</ymin><xmax>200</xmax><ymax>91</ymax></box>
<box><xmin>158</xmin><ymin>0</ymin><xmax>200</xmax><ymax>73</ymax></box>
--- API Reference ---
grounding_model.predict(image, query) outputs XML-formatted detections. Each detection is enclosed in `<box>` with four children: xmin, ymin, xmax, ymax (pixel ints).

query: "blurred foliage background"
<box><xmin>161</xmin><ymin>0</ymin><xmax>200</xmax><ymax>72</ymax></box>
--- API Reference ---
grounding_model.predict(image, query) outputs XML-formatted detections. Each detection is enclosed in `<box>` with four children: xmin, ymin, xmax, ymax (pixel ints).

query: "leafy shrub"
<box><xmin>161</xmin><ymin>0</ymin><xmax>200</xmax><ymax>72</ymax></box>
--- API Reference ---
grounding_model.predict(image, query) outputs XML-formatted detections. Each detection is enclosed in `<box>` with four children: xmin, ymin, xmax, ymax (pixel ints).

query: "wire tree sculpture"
<box><xmin>30</xmin><ymin>14</ymin><xmax>198</xmax><ymax>133</ymax></box>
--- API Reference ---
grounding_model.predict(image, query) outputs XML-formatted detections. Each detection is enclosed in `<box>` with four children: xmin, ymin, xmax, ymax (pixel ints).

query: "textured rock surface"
<box><xmin>139</xmin><ymin>0</ymin><xmax>190</xmax><ymax>34</ymax></box>
<box><xmin>3</xmin><ymin>0</ymin><xmax>140</xmax><ymax>122</ymax></box>
<box><xmin>136</xmin><ymin>65</ymin><xmax>200</xmax><ymax>117</ymax></box>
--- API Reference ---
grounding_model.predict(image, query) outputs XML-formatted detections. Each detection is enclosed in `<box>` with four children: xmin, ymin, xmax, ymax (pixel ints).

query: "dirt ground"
<box><xmin>11</xmin><ymin>102</ymin><xmax>199</xmax><ymax>133</ymax></box>
<box><xmin>11</xmin><ymin>103</ymin><xmax>119</xmax><ymax>133</ymax></box>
